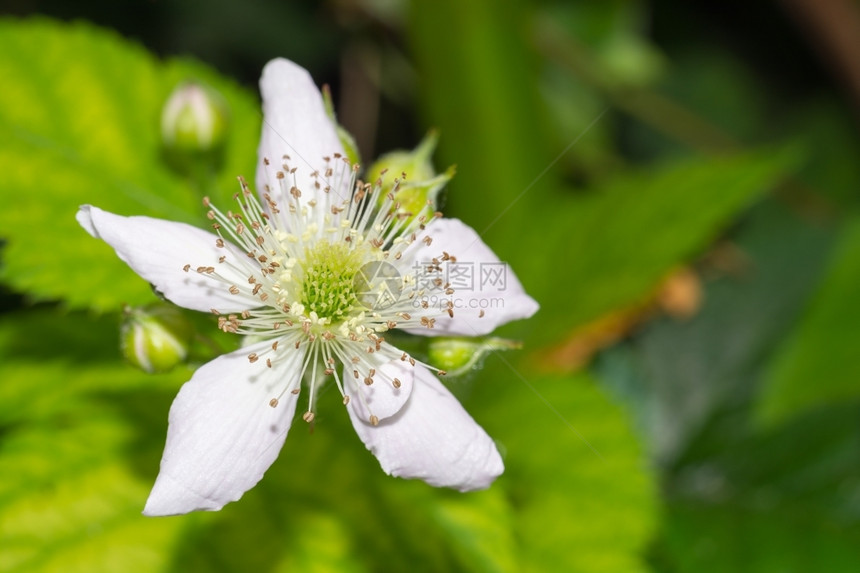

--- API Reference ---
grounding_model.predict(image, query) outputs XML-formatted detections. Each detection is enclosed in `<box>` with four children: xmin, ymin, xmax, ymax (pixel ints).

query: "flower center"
<box><xmin>299</xmin><ymin>240</ymin><xmax>362</xmax><ymax>323</ymax></box>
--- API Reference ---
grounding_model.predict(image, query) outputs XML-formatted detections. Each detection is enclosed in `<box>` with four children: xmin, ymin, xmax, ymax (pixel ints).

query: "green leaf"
<box><xmin>529</xmin><ymin>147</ymin><xmax>800</xmax><ymax>344</ymax></box>
<box><xmin>473</xmin><ymin>362</ymin><xmax>657</xmax><ymax>572</ymax></box>
<box><xmin>757</xmin><ymin>215</ymin><xmax>860</xmax><ymax>426</ymax></box>
<box><xmin>656</xmin><ymin>500</ymin><xmax>860</xmax><ymax>573</ymax></box>
<box><xmin>597</xmin><ymin>200</ymin><xmax>834</xmax><ymax>462</ymax></box>
<box><xmin>0</xmin><ymin>309</ymin><xmax>188</xmax><ymax>425</ymax></box>
<box><xmin>652</xmin><ymin>400</ymin><xmax>860</xmax><ymax>572</ymax></box>
<box><xmin>0</xmin><ymin>394</ymin><xmax>186</xmax><ymax>573</ymax></box>
<box><xmin>0</xmin><ymin>18</ymin><xmax>260</xmax><ymax>311</ymax></box>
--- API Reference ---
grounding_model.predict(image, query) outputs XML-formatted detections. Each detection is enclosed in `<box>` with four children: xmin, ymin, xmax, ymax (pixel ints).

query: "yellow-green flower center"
<box><xmin>300</xmin><ymin>241</ymin><xmax>362</xmax><ymax>323</ymax></box>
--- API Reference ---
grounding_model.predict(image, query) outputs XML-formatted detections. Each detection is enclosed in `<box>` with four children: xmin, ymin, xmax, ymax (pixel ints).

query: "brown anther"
<box><xmin>202</xmin><ymin>196</ymin><xmax>211</xmax><ymax>206</ymax></box>
<box><xmin>364</xmin><ymin>377</ymin><xmax>374</xmax><ymax>386</ymax></box>
<box><xmin>438</xmin><ymin>370</ymin><xmax>447</xmax><ymax>376</ymax></box>
<box><xmin>369</xmin><ymin>415</ymin><xmax>379</xmax><ymax>426</ymax></box>
<box><xmin>353</xmin><ymin>370</ymin><xmax>359</xmax><ymax>379</ymax></box>
<box><xmin>324</xmin><ymin>368</ymin><xmax>334</xmax><ymax>375</ymax></box>
<box><xmin>229</xmin><ymin>285</ymin><xmax>240</xmax><ymax>295</ymax></box>
<box><xmin>479</xmin><ymin>310</ymin><xmax>485</xmax><ymax>318</ymax></box>
<box><xmin>248</xmin><ymin>353</ymin><xmax>258</xmax><ymax>363</ymax></box>
<box><xmin>266</xmin><ymin>359</ymin><xmax>272</xmax><ymax>368</ymax></box>
<box><xmin>218</xmin><ymin>256</ymin><xmax>226</xmax><ymax>263</ymax></box>
<box><xmin>291</xmin><ymin>388</ymin><xmax>300</xmax><ymax>394</ymax></box>
<box><xmin>260</xmin><ymin>293</ymin><xmax>269</xmax><ymax>302</ymax></box>
<box><xmin>343</xmin><ymin>395</ymin><xmax>350</xmax><ymax>405</ymax></box>
<box><xmin>447</xmin><ymin>308</ymin><xmax>454</xmax><ymax>318</ymax></box>
<box><xmin>271</xmin><ymin>341</ymin><xmax>279</xmax><ymax>351</ymax></box>
<box><xmin>393</xmin><ymin>378</ymin><xmax>402</xmax><ymax>389</ymax></box>
<box><xmin>215</xmin><ymin>239</ymin><xmax>224</xmax><ymax>248</ymax></box>
<box><xmin>269</xmin><ymin>398</ymin><xmax>279</xmax><ymax>408</ymax></box>
<box><xmin>210</xmin><ymin>308</ymin><xmax>221</xmax><ymax>315</ymax></box>
<box><xmin>302</xmin><ymin>411</ymin><xmax>315</xmax><ymax>423</ymax></box>
<box><xmin>253</xmin><ymin>284</ymin><xmax>263</xmax><ymax>295</ymax></box>
<box><xmin>242</xmin><ymin>310</ymin><xmax>250</xmax><ymax>319</ymax></box>
<box><xmin>183</xmin><ymin>264</ymin><xmax>191</xmax><ymax>272</ymax></box>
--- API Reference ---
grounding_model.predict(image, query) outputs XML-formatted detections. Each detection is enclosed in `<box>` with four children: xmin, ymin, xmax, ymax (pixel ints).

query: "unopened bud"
<box><xmin>160</xmin><ymin>81</ymin><xmax>229</xmax><ymax>176</ymax></box>
<box><xmin>368</xmin><ymin>132</ymin><xmax>454</xmax><ymax>224</ymax></box>
<box><xmin>427</xmin><ymin>337</ymin><xmax>522</xmax><ymax>377</ymax></box>
<box><xmin>121</xmin><ymin>303</ymin><xmax>193</xmax><ymax>373</ymax></box>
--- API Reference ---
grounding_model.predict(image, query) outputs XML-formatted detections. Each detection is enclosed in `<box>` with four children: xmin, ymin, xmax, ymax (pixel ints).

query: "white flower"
<box><xmin>76</xmin><ymin>58</ymin><xmax>539</xmax><ymax>516</ymax></box>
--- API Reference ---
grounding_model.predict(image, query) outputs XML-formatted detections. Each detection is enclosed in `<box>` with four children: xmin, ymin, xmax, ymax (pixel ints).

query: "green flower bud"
<box><xmin>121</xmin><ymin>303</ymin><xmax>193</xmax><ymax>373</ymax></box>
<box><xmin>160</xmin><ymin>81</ymin><xmax>229</xmax><ymax>177</ymax></box>
<box><xmin>428</xmin><ymin>337</ymin><xmax>522</xmax><ymax>377</ymax></box>
<box><xmin>367</xmin><ymin>132</ymin><xmax>455</xmax><ymax>225</ymax></box>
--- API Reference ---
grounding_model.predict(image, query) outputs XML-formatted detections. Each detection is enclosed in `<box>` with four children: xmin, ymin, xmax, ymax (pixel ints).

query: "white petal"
<box><xmin>256</xmin><ymin>59</ymin><xmax>348</xmax><ymax>213</ymax></box>
<box><xmin>345</xmin><ymin>358</ymin><xmax>414</xmax><ymax>422</ymax></box>
<box><xmin>77</xmin><ymin>205</ymin><xmax>258</xmax><ymax>313</ymax></box>
<box><xmin>143</xmin><ymin>341</ymin><xmax>305</xmax><ymax>515</ymax></box>
<box><xmin>349</xmin><ymin>363</ymin><xmax>503</xmax><ymax>491</ymax></box>
<box><xmin>399</xmin><ymin>218</ymin><xmax>539</xmax><ymax>336</ymax></box>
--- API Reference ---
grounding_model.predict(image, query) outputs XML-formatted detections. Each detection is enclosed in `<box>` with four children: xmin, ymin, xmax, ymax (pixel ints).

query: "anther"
<box><xmin>248</xmin><ymin>353</ymin><xmax>258</xmax><ymax>363</ymax></box>
<box><xmin>393</xmin><ymin>378</ymin><xmax>402</xmax><ymax>388</ymax></box>
<box><xmin>369</xmin><ymin>415</ymin><xmax>379</xmax><ymax>426</ymax></box>
<box><xmin>303</xmin><ymin>411</ymin><xmax>315</xmax><ymax>423</ymax></box>
<box><xmin>269</xmin><ymin>398</ymin><xmax>279</xmax><ymax>408</ymax></box>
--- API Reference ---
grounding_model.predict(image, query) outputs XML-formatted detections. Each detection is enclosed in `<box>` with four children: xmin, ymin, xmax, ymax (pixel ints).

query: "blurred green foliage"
<box><xmin>1</xmin><ymin>0</ymin><xmax>860</xmax><ymax>571</ymax></box>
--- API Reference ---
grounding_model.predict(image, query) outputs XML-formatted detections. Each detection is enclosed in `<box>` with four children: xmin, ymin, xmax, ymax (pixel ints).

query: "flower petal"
<box><xmin>345</xmin><ymin>358</ymin><xmax>414</xmax><ymax>422</ymax></box>
<box><xmin>399</xmin><ymin>218</ymin><xmax>539</xmax><ymax>336</ymax></box>
<box><xmin>348</xmin><ymin>363</ymin><xmax>503</xmax><ymax>491</ymax></box>
<box><xmin>77</xmin><ymin>205</ymin><xmax>258</xmax><ymax>313</ymax></box>
<box><xmin>256</xmin><ymin>58</ymin><xmax>348</xmax><ymax>211</ymax></box>
<box><xmin>143</xmin><ymin>341</ymin><xmax>305</xmax><ymax>515</ymax></box>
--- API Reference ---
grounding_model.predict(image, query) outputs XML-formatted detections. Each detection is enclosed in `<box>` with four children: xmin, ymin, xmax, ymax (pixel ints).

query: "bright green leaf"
<box><xmin>757</xmin><ymin>215</ymin><xmax>860</xmax><ymax>426</ymax></box>
<box><xmin>473</xmin><ymin>362</ymin><xmax>656</xmax><ymax>572</ymax></box>
<box><xmin>0</xmin><ymin>18</ymin><xmax>260</xmax><ymax>311</ymax></box>
<box><xmin>0</xmin><ymin>403</ymin><xmax>185</xmax><ymax>573</ymax></box>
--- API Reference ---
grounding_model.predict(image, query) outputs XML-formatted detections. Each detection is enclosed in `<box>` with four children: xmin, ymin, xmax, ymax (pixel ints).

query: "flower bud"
<box><xmin>160</xmin><ymin>81</ymin><xmax>229</xmax><ymax>176</ymax></box>
<box><xmin>368</xmin><ymin>132</ymin><xmax>454</xmax><ymax>224</ymax></box>
<box><xmin>121</xmin><ymin>303</ymin><xmax>193</xmax><ymax>373</ymax></box>
<box><xmin>427</xmin><ymin>337</ymin><xmax>522</xmax><ymax>377</ymax></box>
